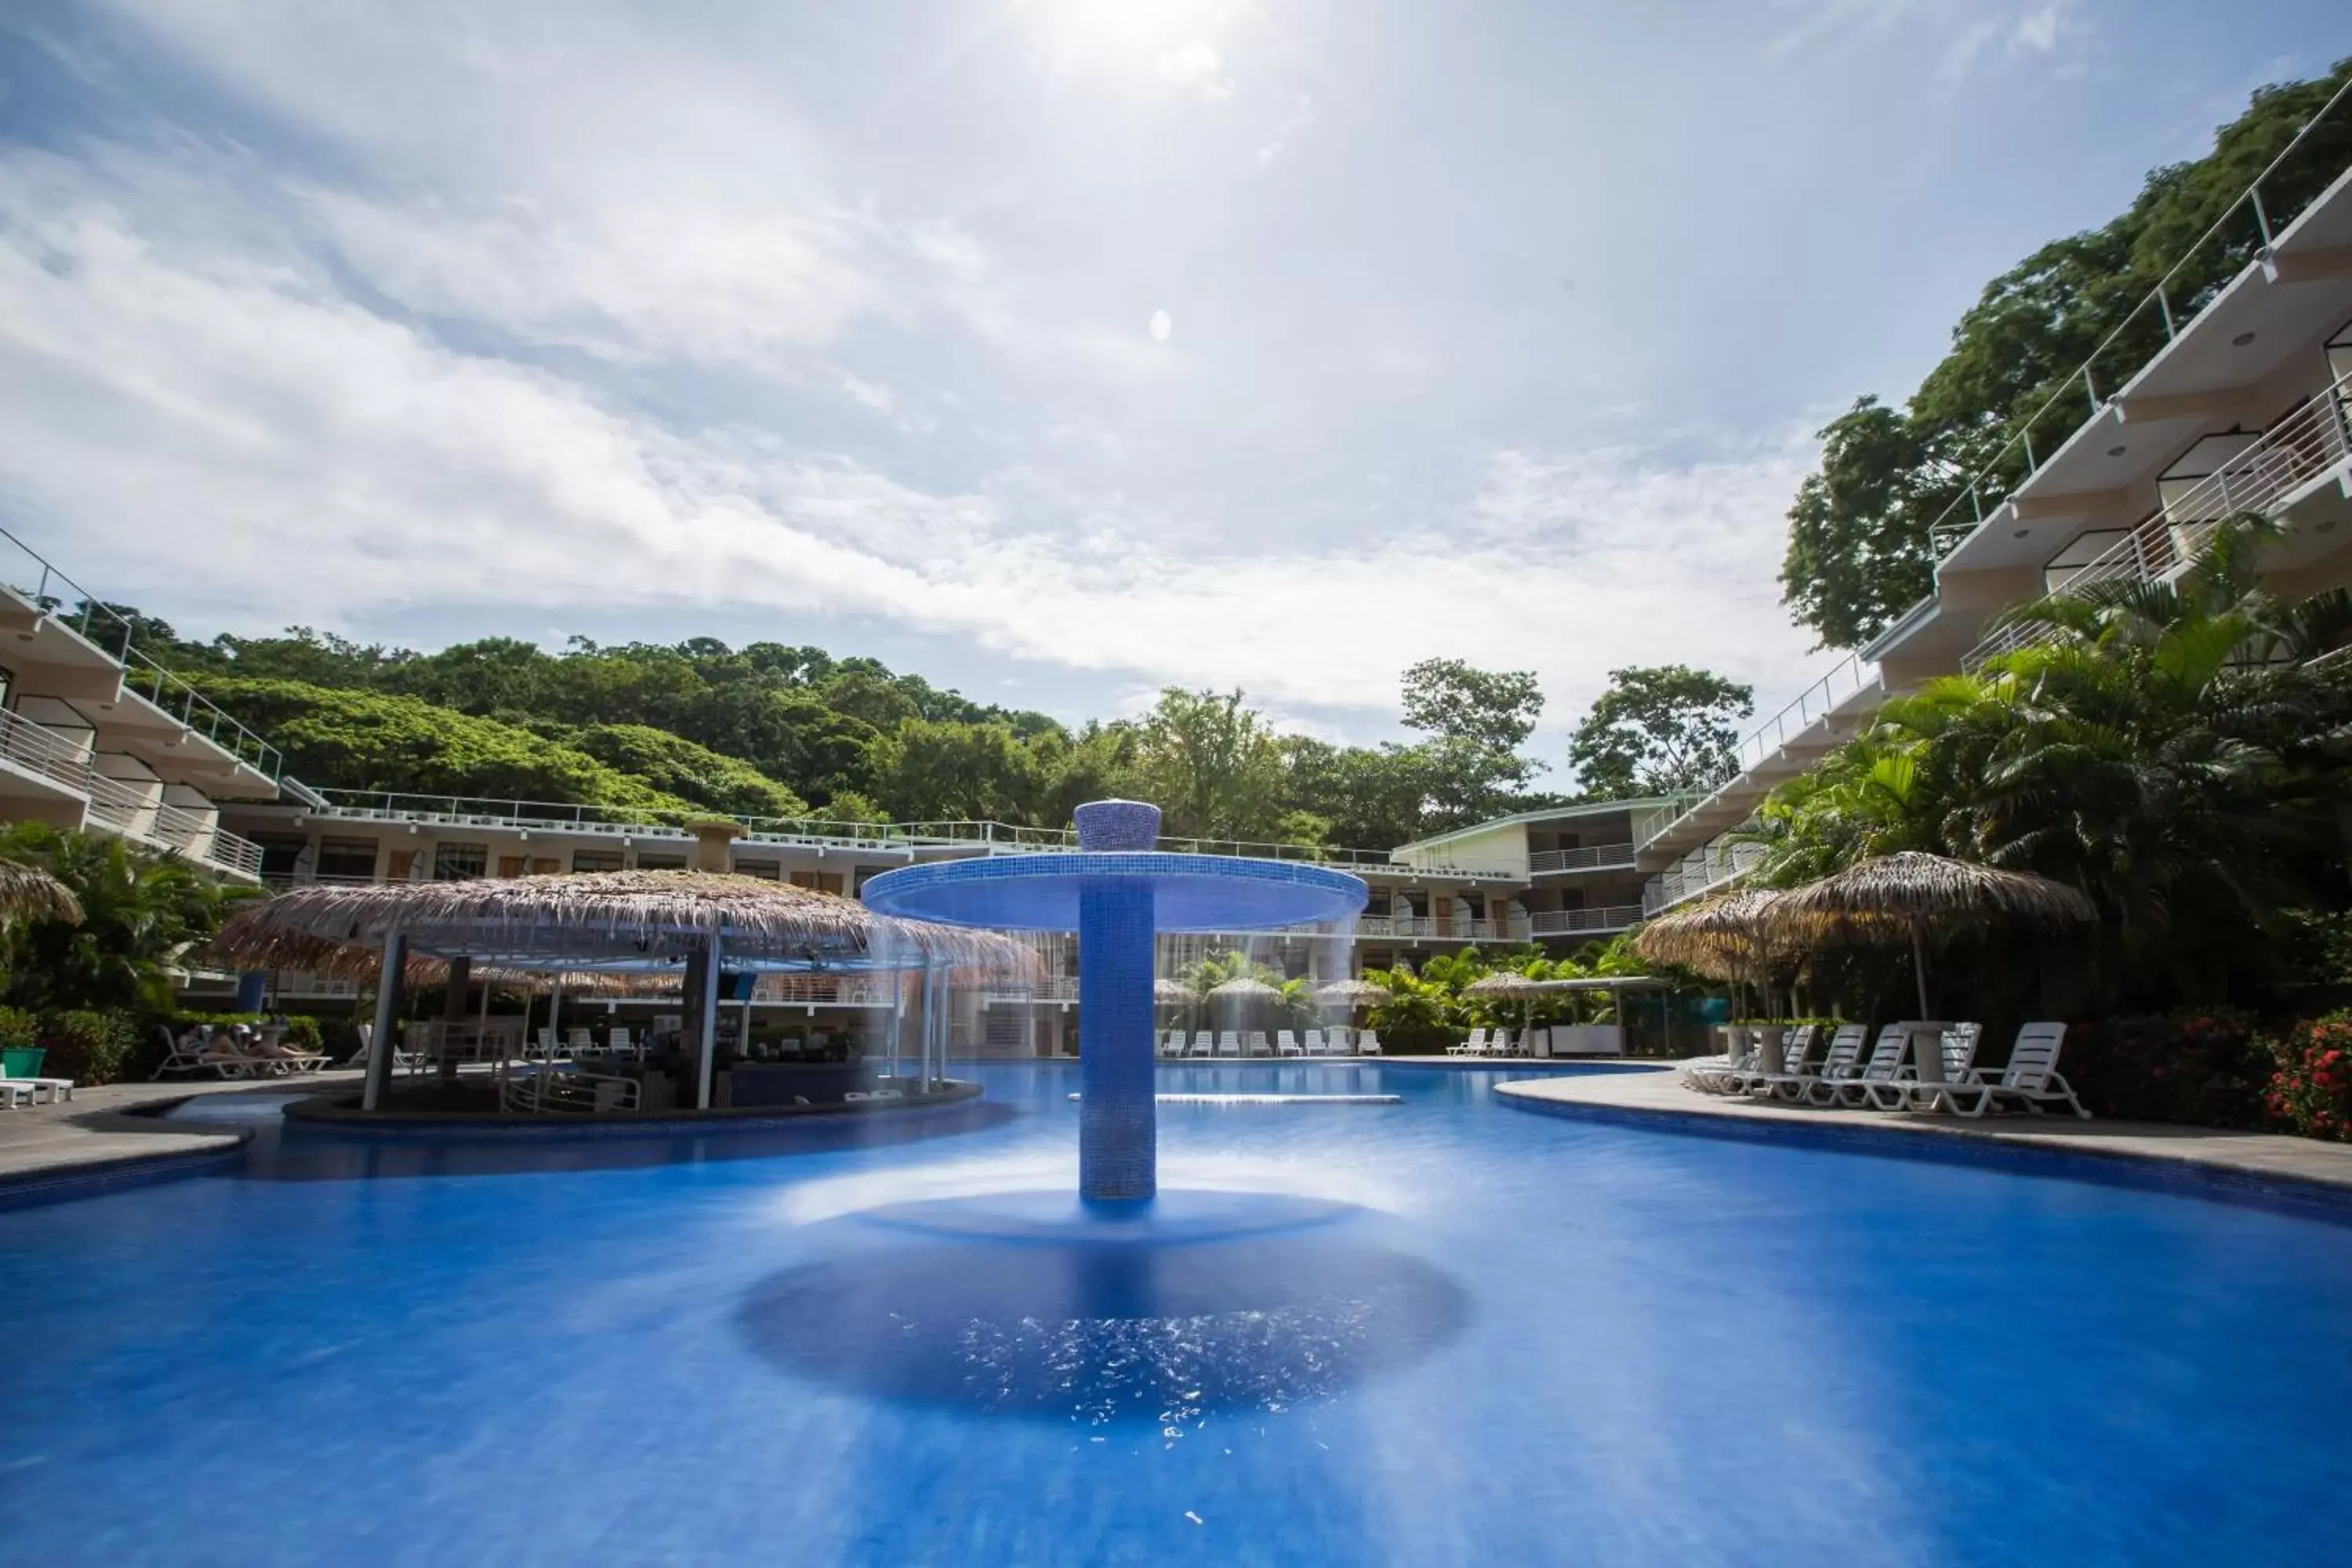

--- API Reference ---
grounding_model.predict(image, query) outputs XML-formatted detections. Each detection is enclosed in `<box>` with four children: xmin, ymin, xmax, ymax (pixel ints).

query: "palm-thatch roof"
<box><xmin>1771</xmin><ymin>852</ymin><xmax>2096</xmax><ymax>941</ymax></box>
<box><xmin>0</xmin><ymin>858</ymin><xmax>82</xmax><ymax>926</ymax></box>
<box><xmin>212</xmin><ymin>869</ymin><xmax>1036</xmax><ymax>978</ymax></box>
<box><xmin>1154</xmin><ymin>978</ymin><xmax>1193</xmax><ymax>1004</ymax></box>
<box><xmin>1207</xmin><ymin>975</ymin><xmax>1283</xmax><ymax>998</ymax></box>
<box><xmin>1629</xmin><ymin>889</ymin><xmax>1789</xmax><ymax>984</ymax></box>
<box><xmin>1314</xmin><ymin>977</ymin><xmax>1386</xmax><ymax>1006</ymax></box>
<box><xmin>1461</xmin><ymin>971</ymin><xmax>1550</xmax><ymax>1000</ymax></box>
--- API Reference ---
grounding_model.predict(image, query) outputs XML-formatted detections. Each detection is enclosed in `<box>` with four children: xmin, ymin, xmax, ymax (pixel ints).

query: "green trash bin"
<box><xmin>1</xmin><ymin>1047</ymin><xmax>46</xmax><ymax>1080</ymax></box>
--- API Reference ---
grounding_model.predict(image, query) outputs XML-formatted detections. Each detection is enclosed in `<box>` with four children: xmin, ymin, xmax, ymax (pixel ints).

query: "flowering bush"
<box><xmin>2064</xmin><ymin>1011</ymin><xmax>2271</xmax><ymax>1128</ymax></box>
<box><xmin>2266</xmin><ymin>1014</ymin><xmax>2352</xmax><ymax>1142</ymax></box>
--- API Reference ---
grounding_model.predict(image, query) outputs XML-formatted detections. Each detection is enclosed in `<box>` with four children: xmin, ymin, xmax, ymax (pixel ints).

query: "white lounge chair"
<box><xmin>1301</xmin><ymin>1029</ymin><xmax>1328</xmax><ymax>1056</ymax></box>
<box><xmin>1908</xmin><ymin>1023</ymin><xmax>2087</xmax><ymax>1118</ymax></box>
<box><xmin>1326</xmin><ymin>1025</ymin><xmax>1352</xmax><ymax>1053</ymax></box>
<box><xmin>566</xmin><ymin>1027</ymin><xmax>593</xmax><ymax>1058</ymax></box>
<box><xmin>0</xmin><ymin>1080</ymin><xmax>35</xmax><ymax>1109</ymax></box>
<box><xmin>1276</xmin><ymin>1030</ymin><xmax>1303</xmax><ymax>1058</ymax></box>
<box><xmin>0</xmin><ymin>1065</ymin><xmax>71</xmax><ymax>1104</ymax></box>
<box><xmin>1450</xmin><ymin>1028</ymin><xmax>1490</xmax><ymax>1058</ymax></box>
<box><xmin>154</xmin><ymin>1026</ymin><xmax>215</xmax><ymax>1078</ymax></box>
<box><xmin>1722</xmin><ymin>1025</ymin><xmax>1820</xmax><ymax>1097</ymax></box>
<box><xmin>1357</xmin><ymin>1029</ymin><xmax>1381</xmax><ymax>1055</ymax></box>
<box><xmin>1247</xmin><ymin>1030</ymin><xmax>1272</xmax><ymax>1058</ymax></box>
<box><xmin>1681</xmin><ymin>1026</ymin><xmax>1761</xmax><ymax>1094</ymax></box>
<box><xmin>1216</xmin><ymin>1031</ymin><xmax>1243</xmax><ymax>1058</ymax></box>
<box><xmin>1814</xmin><ymin>1023</ymin><xmax>1919</xmax><ymax>1109</ymax></box>
<box><xmin>1735</xmin><ymin>1024</ymin><xmax>1849</xmax><ymax>1100</ymax></box>
<box><xmin>1187</xmin><ymin>1030</ymin><xmax>1214</xmax><ymax>1058</ymax></box>
<box><xmin>1490</xmin><ymin>1028</ymin><xmax>1515</xmax><ymax>1058</ymax></box>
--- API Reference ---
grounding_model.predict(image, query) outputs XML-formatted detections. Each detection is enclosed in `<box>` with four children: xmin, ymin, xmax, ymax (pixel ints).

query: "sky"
<box><xmin>0</xmin><ymin>1</ymin><xmax>2343</xmax><ymax>766</ymax></box>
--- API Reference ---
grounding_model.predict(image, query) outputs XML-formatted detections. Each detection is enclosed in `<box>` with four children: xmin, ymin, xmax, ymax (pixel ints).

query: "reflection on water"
<box><xmin>739</xmin><ymin>1194</ymin><xmax>1466</xmax><ymax>1435</ymax></box>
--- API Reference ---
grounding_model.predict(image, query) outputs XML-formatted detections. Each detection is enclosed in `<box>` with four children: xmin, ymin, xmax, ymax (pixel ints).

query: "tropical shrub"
<box><xmin>2266</xmin><ymin>1014</ymin><xmax>2352</xmax><ymax>1142</ymax></box>
<box><xmin>0</xmin><ymin>825</ymin><xmax>256</xmax><ymax>1013</ymax></box>
<box><xmin>0</xmin><ymin>1005</ymin><xmax>37</xmax><ymax>1049</ymax></box>
<box><xmin>38</xmin><ymin>1008</ymin><xmax>140</xmax><ymax>1085</ymax></box>
<box><xmin>2062</xmin><ymin>1011</ymin><xmax>2272</xmax><ymax>1128</ymax></box>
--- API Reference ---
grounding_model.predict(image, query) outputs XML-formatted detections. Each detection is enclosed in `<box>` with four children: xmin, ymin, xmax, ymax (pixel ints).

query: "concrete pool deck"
<box><xmin>0</xmin><ymin>1074</ymin><xmax>364</xmax><ymax>1202</ymax></box>
<box><xmin>1495</xmin><ymin>1063</ymin><xmax>2352</xmax><ymax>1193</ymax></box>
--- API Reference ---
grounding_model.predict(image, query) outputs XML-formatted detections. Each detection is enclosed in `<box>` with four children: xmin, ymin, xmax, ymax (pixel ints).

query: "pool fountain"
<box><xmin>860</xmin><ymin>798</ymin><xmax>1367</xmax><ymax>1201</ymax></box>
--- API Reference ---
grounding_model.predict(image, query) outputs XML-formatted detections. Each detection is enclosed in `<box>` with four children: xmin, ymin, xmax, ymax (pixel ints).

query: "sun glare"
<box><xmin>1056</xmin><ymin>0</ymin><xmax>1226</xmax><ymax>56</ymax></box>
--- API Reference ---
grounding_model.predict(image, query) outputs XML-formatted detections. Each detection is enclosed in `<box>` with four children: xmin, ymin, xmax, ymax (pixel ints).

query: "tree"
<box><xmin>1567</xmin><ymin>666</ymin><xmax>1754</xmax><ymax>799</ymax></box>
<box><xmin>1779</xmin><ymin>59</ymin><xmax>2352</xmax><ymax>648</ymax></box>
<box><xmin>1400</xmin><ymin>658</ymin><xmax>1543</xmax><ymax>755</ymax></box>
<box><xmin>0</xmin><ymin>825</ymin><xmax>253</xmax><ymax>1011</ymax></box>
<box><xmin>1129</xmin><ymin>688</ymin><xmax>1288</xmax><ymax>840</ymax></box>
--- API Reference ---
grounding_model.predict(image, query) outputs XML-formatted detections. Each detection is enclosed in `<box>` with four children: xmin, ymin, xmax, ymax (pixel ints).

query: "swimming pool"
<box><xmin>4</xmin><ymin>1062</ymin><xmax>2349</xmax><ymax>1566</ymax></box>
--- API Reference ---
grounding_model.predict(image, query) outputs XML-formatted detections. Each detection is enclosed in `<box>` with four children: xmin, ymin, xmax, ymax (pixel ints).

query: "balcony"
<box><xmin>1526</xmin><ymin>906</ymin><xmax>1642</xmax><ymax>937</ymax></box>
<box><xmin>296</xmin><ymin>787</ymin><xmax>1525</xmax><ymax>883</ymax></box>
<box><xmin>0</xmin><ymin>707</ymin><xmax>260</xmax><ymax>879</ymax></box>
<box><xmin>1529</xmin><ymin>841</ymin><xmax>1635</xmax><ymax>874</ymax></box>
<box><xmin>1642</xmin><ymin>839</ymin><xmax>1765</xmax><ymax>915</ymax></box>
<box><xmin>1635</xmin><ymin>656</ymin><xmax>1884</xmax><ymax>859</ymax></box>
<box><xmin>1961</xmin><ymin>373</ymin><xmax>2352</xmax><ymax>672</ymax></box>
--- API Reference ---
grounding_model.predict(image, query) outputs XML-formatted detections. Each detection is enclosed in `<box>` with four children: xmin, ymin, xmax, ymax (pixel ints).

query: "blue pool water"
<box><xmin>5</xmin><ymin>1062</ymin><xmax>2351</xmax><ymax>1566</ymax></box>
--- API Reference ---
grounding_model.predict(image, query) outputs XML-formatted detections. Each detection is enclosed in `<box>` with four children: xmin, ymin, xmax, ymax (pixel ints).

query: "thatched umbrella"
<box><xmin>0</xmin><ymin>858</ymin><xmax>82</xmax><ymax>926</ymax></box>
<box><xmin>1463</xmin><ymin>970</ymin><xmax>1549</xmax><ymax>1037</ymax></box>
<box><xmin>1207</xmin><ymin>975</ymin><xmax>1282</xmax><ymax>1000</ymax></box>
<box><xmin>215</xmin><ymin>870</ymin><xmax>1035</xmax><ymax>1111</ymax></box>
<box><xmin>1314</xmin><ymin>977</ymin><xmax>1385</xmax><ymax>1008</ymax></box>
<box><xmin>1632</xmin><ymin>890</ymin><xmax>1790</xmax><ymax>1010</ymax></box>
<box><xmin>1771</xmin><ymin>851</ymin><xmax>2096</xmax><ymax>1017</ymax></box>
<box><xmin>1154</xmin><ymin>978</ymin><xmax>1192</xmax><ymax>1004</ymax></box>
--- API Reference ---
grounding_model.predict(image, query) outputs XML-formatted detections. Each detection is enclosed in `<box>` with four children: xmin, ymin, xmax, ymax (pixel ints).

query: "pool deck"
<box><xmin>0</xmin><ymin>1074</ymin><xmax>361</xmax><ymax>1182</ymax></box>
<box><xmin>1494</xmin><ymin>1062</ymin><xmax>2352</xmax><ymax>1192</ymax></box>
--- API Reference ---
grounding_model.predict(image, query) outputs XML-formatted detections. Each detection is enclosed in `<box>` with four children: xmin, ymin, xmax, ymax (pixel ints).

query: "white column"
<box><xmin>696</xmin><ymin>913</ymin><xmax>724</xmax><ymax>1109</ymax></box>
<box><xmin>361</xmin><ymin>920</ymin><xmax>405</xmax><ymax>1112</ymax></box>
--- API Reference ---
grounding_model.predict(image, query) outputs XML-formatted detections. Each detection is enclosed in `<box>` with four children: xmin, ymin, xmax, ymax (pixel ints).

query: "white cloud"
<box><xmin>0</xmin><ymin>152</ymin><xmax>1824</xmax><ymax>735</ymax></box>
<box><xmin>1765</xmin><ymin>0</ymin><xmax>2083</xmax><ymax>80</ymax></box>
<box><xmin>1156</xmin><ymin>39</ymin><xmax>1233</xmax><ymax>100</ymax></box>
<box><xmin>1257</xmin><ymin>95</ymin><xmax>1314</xmax><ymax>165</ymax></box>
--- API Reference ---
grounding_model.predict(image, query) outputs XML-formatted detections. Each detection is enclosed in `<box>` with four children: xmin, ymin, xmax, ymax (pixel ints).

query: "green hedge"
<box><xmin>38</xmin><ymin>1010</ymin><xmax>140</xmax><ymax>1085</ymax></box>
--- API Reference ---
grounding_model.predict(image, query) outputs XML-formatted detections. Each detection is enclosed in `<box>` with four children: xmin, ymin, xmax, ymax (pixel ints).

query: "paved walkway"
<box><xmin>1494</xmin><ymin>1063</ymin><xmax>2352</xmax><ymax>1192</ymax></box>
<box><xmin>0</xmin><ymin>1073</ymin><xmax>361</xmax><ymax>1181</ymax></box>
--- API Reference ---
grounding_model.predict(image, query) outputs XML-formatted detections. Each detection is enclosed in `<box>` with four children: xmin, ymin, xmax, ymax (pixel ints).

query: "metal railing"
<box><xmin>1642</xmin><ymin>839</ymin><xmax>1766</xmax><ymax>915</ymax></box>
<box><xmin>1961</xmin><ymin>373</ymin><xmax>2352</xmax><ymax>672</ymax></box>
<box><xmin>0</xmin><ymin>704</ymin><xmax>99</xmax><ymax>797</ymax></box>
<box><xmin>0</xmin><ymin>524</ymin><xmax>284</xmax><ymax>781</ymax></box>
<box><xmin>0</xmin><ymin>707</ymin><xmax>260</xmax><ymax>877</ymax></box>
<box><xmin>1529</xmin><ymin>842</ymin><xmax>1635</xmax><ymax>874</ymax></box>
<box><xmin>1922</xmin><ymin>72</ymin><xmax>2352</xmax><ymax>564</ymax></box>
<box><xmin>296</xmin><ymin>788</ymin><xmax>1521</xmax><ymax>881</ymax></box>
<box><xmin>1527</xmin><ymin>906</ymin><xmax>1642</xmax><ymax>935</ymax></box>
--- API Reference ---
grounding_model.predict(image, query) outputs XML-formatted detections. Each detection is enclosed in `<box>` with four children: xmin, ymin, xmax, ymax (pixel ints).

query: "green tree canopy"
<box><xmin>1779</xmin><ymin>60</ymin><xmax>2352</xmax><ymax>649</ymax></box>
<box><xmin>1567</xmin><ymin>665</ymin><xmax>1754</xmax><ymax>800</ymax></box>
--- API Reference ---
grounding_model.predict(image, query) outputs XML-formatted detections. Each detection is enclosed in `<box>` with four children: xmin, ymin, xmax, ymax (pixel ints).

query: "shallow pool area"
<box><xmin>6</xmin><ymin>1061</ymin><xmax>2352</xmax><ymax>1566</ymax></box>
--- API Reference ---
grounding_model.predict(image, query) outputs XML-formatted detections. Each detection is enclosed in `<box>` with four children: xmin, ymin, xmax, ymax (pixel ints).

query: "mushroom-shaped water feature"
<box><xmin>860</xmin><ymin>800</ymin><xmax>1367</xmax><ymax>1202</ymax></box>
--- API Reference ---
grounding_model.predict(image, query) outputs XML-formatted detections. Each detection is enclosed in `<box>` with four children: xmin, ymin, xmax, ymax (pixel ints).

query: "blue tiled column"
<box><xmin>1078</xmin><ymin>879</ymin><xmax>1156</xmax><ymax>1203</ymax></box>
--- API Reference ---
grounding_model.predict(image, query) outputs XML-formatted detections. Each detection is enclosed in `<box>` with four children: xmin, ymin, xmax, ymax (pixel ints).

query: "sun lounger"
<box><xmin>1724</xmin><ymin>1025</ymin><xmax>1822</xmax><ymax>1098</ymax></box>
<box><xmin>1905</xmin><ymin>1023</ymin><xmax>2088</xmax><ymax>1118</ymax></box>
<box><xmin>1216</xmin><ymin>1031</ymin><xmax>1242</xmax><ymax>1058</ymax></box>
<box><xmin>1247</xmin><ymin>1030</ymin><xmax>1272</xmax><ymax>1058</ymax></box>
<box><xmin>1357</xmin><ymin>1029</ymin><xmax>1381</xmax><ymax>1055</ymax></box>
<box><xmin>1801</xmin><ymin>1023</ymin><xmax>1913</xmax><ymax>1107</ymax></box>
<box><xmin>155</xmin><ymin>1026</ymin><xmax>215</xmax><ymax>1079</ymax></box>
<box><xmin>1450</xmin><ymin>1028</ymin><xmax>1489</xmax><ymax>1058</ymax></box>
<box><xmin>1187</xmin><ymin>1031</ymin><xmax>1214</xmax><ymax>1058</ymax></box>
<box><xmin>1276</xmin><ymin>1030</ymin><xmax>1303</xmax><ymax>1057</ymax></box>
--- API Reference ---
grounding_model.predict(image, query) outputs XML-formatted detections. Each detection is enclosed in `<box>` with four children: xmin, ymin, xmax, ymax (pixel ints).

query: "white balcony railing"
<box><xmin>1962</xmin><ymin>374</ymin><xmax>2352</xmax><ymax>672</ymax></box>
<box><xmin>1526</xmin><ymin>906</ymin><xmax>1643</xmax><ymax>936</ymax></box>
<box><xmin>1642</xmin><ymin>838</ymin><xmax>1766</xmax><ymax>916</ymax></box>
<box><xmin>297</xmin><ymin>787</ymin><xmax>1523</xmax><ymax>883</ymax></box>
<box><xmin>0</xmin><ymin>707</ymin><xmax>260</xmax><ymax>878</ymax></box>
<box><xmin>1529</xmin><ymin>842</ymin><xmax>1635</xmax><ymax>874</ymax></box>
<box><xmin>0</xmin><ymin>705</ymin><xmax>98</xmax><ymax>797</ymax></box>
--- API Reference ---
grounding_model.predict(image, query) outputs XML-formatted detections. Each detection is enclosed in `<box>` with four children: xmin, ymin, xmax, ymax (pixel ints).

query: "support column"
<box><xmin>362</xmin><ymin>923</ymin><xmax>405</xmax><ymax>1112</ymax></box>
<box><xmin>438</xmin><ymin>956</ymin><xmax>471</xmax><ymax>1083</ymax></box>
<box><xmin>696</xmin><ymin>914</ymin><xmax>724</xmax><ymax>1109</ymax></box>
<box><xmin>1077</xmin><ymin>878</ymin><xmax>1156</xmax><ymax>1203</ymax></box>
